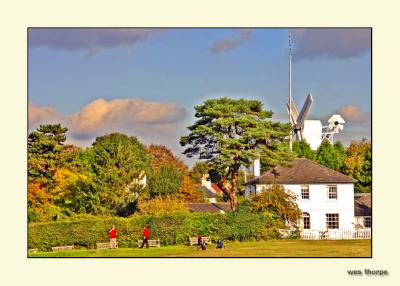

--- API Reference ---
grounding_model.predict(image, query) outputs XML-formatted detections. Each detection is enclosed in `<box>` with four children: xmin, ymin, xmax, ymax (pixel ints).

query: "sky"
<box><xmin>28</xmin><ymin>28</ymin><xmax>371</xmax><ymax>166</ymax></box>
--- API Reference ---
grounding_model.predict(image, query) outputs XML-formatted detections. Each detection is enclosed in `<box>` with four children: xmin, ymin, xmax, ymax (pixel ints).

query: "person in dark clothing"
<box><xmin>216</xmin><ymin>239</ymin><xmax>224</xmax><ymax>249</ymax></box>
<box><xmin>140</xmin><ymin>226</ymin><xmax>150</xmax><ymax>248</ymax></box>
<box><xmin>197</xmin><ymin>235</ymin><xmax>206</xmax><ymax>250</ymax></box>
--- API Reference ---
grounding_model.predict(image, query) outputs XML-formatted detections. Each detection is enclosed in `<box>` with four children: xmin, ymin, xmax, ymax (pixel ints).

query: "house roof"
<box><xmin>354</xmin><ymin>193</ymin><xmax>371</xmax><ymax>216</ymax></box>
<box><xmin>186</xmin><ymin>203</ymin><xmax>231</xmax><ymax>213</ymax></box>
<box><xmin>194</xmin><ymin>185</ymin><xmax>217</xmax><ymax>198</ymax></box>
<box><xmin>244</xmin><ymin>158</ymin><xmax>357</xmax><ymax>185</ymax></box>
<box><xmin>211</xmin><ymin>183</ymin><xmax>223</xmax><ymax>194</ymax></box>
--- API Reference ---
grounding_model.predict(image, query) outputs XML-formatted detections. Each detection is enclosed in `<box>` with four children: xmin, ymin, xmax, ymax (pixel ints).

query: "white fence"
<box><xmin>301</xmin><ymin>229</ymin><xmax>371</xmax><ymax>240</ymax></box>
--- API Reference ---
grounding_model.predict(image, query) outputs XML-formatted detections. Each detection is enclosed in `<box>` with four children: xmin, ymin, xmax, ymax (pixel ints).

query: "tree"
<box><xmin>292</xmin><ymin>140</ymin><xmax>317</xmax><ymax>160</ymax></box>
<box><xmin>177</xmin><ymin>175</ymin><xmax>204</xmax><ymax>202</ymax></box>
<box><xmin>343</xmin><ymin>139</ymin><xmax>371</xmax><ymax>192</ymax></box>
<box><xmin>28</xmin><ymin>124</ymin><xmax>68</xmax><ymax>185</ymax></box>
<box><xmin>147</xmin><ymin>144</ymin><xmax>188</xmax><ymax>173</ymax></box>
<box><xmin>188</xmin><ymin>161</ymin><xmax>209</xmax><ymax>183</ymax></box>
<box><xmin>89</xmin><ymin>133</ymin><xmax>151</xmax><ymax>214</ymax></box>
<box><xmin>180</xmin><ymin>98</ymin><xmax>293</xmax><ymax>210</ymax></box>
<box><xmin>316</xmin><ymin>140</ymin><xmax>345</xmax><ymax>171</ymax></box>
<box><xmin>249</xmin><ymin>184</ymin><xmax>301</xmax><ymax>225</ymax></box>
<box><xmin>51</xmin><ymin>168</ymin><xmax>99</xmax><ymax>214</ymax></box>
<box><xmin>147</xmin><ymin>165</ymin><xmax>184</xmax><ymax>198</ymax></box>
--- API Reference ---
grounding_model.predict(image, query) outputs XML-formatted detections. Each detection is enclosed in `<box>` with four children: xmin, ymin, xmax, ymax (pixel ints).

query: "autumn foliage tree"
<box><xmin>147</xmin><ymin>144</ymin><xmax>188</xmax><ymax>173</ymax></box>
<box><xmin>249</xmin><ymin>184</ymin><xmax>301</xmax><ymax>225</ymax></box>
<box><xmin>177</xmin><ymin>175</ymin><xmax>204</xmax><ymax>202</ymax></box>
<box><xmin>343</xmin><ymin>139</ymin><xmax>371</xmax><ymax>193</ymax></box>
<box><xmin>180</xmin><ymin>97</ymin><xmax>293</xmax><ymax>210</ymax></box>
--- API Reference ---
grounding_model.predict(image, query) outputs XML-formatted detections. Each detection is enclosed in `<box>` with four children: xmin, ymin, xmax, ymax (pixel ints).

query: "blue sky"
<box><xmin>28</xmin><ymin>28</ymin><xmax>371</xmax><ymax>165</ymax></box>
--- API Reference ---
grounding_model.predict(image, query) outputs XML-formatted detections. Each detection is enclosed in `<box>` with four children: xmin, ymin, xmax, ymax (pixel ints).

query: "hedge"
<box><xmin>28</xmin><ymin>211</ymin><xmax>283</xmax><ymax>251</ymax></box>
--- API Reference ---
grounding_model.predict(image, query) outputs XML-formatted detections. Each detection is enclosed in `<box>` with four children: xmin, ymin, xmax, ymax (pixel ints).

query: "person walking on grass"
<box><xmin>109</xmin><ymin>225</ymin><xmax>118</xmax><ymax>249</ymax></box>
<box><xmin>140</xmin><ymin>226</ymin><xmax>150</xmax><ymax>248</ymax></box>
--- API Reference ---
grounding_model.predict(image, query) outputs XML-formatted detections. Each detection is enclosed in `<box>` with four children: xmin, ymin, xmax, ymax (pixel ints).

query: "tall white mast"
<box><xmin>289</xmin><ymin>32</ymin><xmax>293</xmax><ymax>151</ymax></box>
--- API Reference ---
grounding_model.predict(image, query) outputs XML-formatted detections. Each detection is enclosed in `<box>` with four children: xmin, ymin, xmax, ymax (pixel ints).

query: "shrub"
<box><xmin>28</xmin><ymin>210</ymin><xmax>284</xmax><ymax>251</ymax></box>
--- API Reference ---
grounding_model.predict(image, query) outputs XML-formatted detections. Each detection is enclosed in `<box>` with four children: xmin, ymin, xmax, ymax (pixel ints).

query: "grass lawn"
<box><xmin>29</xmin><ymin>239</ymin><xmax>371</xmax><ymax>257</ymax></box>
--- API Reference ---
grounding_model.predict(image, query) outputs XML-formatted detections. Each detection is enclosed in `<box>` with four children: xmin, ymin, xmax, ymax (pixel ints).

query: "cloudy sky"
<box><xmin>28</xmin><ymin>28</ymin><xmax>371</xmax><ymax>165</ymax></box>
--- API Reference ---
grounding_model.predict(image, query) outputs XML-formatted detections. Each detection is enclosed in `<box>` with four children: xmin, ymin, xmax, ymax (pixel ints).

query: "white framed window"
<box><xmin>302</xmin><ymin>212</ymin><xmax>310</xmax><ymax>229</ymax></box>
<box><xmin>326</xmin><ymin>213</ymin><xmax>339</xmax><ymax>229</ymax></box>
<box><xmin>301</xmin><ymin>185</ymin><xmax>309</xmax><ymax>200</ymax></box>
<box><xmin>364</xmin><ymin>216</ymin><xmax>371</xmax><ymax>228</ymax></box>
<box><xmin>327</xmin><ymin>185</ymin><xmax>338</xmax><ymax>200</ymax></box>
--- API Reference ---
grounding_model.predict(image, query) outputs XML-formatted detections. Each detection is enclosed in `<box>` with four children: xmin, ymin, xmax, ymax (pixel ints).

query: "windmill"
<box><xmin>287</xmin><ymin>32</ymin><xmax>345</xmax><ymax>150</ymax></box>
<box><xmin>287</xmin><ymin>94</ymin><xmax>323</xmax><ymax>150</ymax></box>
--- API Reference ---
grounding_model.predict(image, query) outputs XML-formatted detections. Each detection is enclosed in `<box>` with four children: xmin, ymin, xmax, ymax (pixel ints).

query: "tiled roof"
<box><xmin>245</xmin><ymin>158</ymin><xmax>357</xmax><ymax>185</ymax></box>
<box><xmin>195</xmin><ymin>186</ymin><xmax>217</xmax><ymax>198</ymax></box>
<box><xmin>186</xmin><ymin>203</ymin><xmax>231</xmax><ymax>213</ymax></box>
<box><xmin>211</xmin><ymin>183</ymin><xmax>223</xmax><ymax>194</ymax></box>
<box><xmin>354</xmin><ymin>193</ymin><xmax>371</xmax><ymax>216</ymax></box>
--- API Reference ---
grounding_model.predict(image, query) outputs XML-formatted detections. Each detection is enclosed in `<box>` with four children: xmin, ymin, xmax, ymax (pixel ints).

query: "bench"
<box><xmin>28</xmin><ymin>248</ymin><xmax>38</xmax><ymax>254</ymax></box>
<box><xmin>51</xmin><ymin>245</ymin><xmax>74</xmax><ymax>252</ymax></box>
<box><xmin>189</xmin><ymin>236</ymin><xmax>212</xmax><ymax>246</ymax></box>
<box><xmin>96</xmin><ymin>242</ymin><xmax>115</xmax><ymax>249</ymax></box>
<box><xmin>137</xmin><ymin>239</ymin><xmax>160</xmax><ymax>247</ymax></box>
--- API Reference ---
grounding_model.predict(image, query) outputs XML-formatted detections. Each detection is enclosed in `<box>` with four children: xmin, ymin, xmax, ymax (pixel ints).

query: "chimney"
<box><xmin>253</xmin><ymin>158</ymin><xmax>260</xmax><ymax>177</ymax></box>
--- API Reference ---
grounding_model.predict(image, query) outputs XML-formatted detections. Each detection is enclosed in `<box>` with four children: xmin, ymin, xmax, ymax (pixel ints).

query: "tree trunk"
<box><xmin>230</xmin><ymin>166</ymin><xmax>240</xmax><ymax>211</ymax></box>
<box><xmin>217</xmin><ymin>164</ymin><xmax>240</xmax><ymax>211</ymax></box>
<box><xmin>229</xmin><ymin>192</ymin><xmax>238</xmax><ymax>211</ymax></box>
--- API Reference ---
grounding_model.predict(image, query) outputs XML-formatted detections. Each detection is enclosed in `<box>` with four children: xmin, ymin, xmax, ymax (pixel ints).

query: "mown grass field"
<box><xmin>29</xmin><ymin>239</ymin><xmax>371</xmax><ymax>257</ymax></box>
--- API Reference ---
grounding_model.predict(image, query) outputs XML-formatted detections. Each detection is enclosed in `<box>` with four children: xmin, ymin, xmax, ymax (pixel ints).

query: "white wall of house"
<box><xmin>245</xmin><ymin>183</ymin><xmax>355</xmax><ymax>231</ymax></box>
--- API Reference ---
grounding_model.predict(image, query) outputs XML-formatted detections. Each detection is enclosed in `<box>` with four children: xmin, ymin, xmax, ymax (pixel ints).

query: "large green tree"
<box><xmin>316</xmin><ymin>140</ymin><xmax>346</xmax><ymax>171</ymax></box>
<box><xmin>28</xmin><ymin>124</ymin><xmax>68</xmax><ymax>185</ymax></box>
<box><xmin>180</xmin><ymin>97</ymin><xmax>293</xmax><ymax>210</ymax></box>
<box><xmin>292</xmin><ymin>140</ymin><xmax>317</xmax><ymax>160</ymax></box>
<box><xmin>147</xmin><ymin>165</ymin><xmax>184</xmax><ymax>198</ymax></box>
<box><xmin>89</xmin><ymin>133</ymin><xmax>151</xmax><ymax>214</ymax></box>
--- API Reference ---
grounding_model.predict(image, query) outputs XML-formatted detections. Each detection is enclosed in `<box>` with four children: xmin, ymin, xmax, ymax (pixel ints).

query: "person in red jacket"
<box><xmin>140</xmin><ymin>226</ymin><xmax>150</xmax><ymax>248</ymax></box>
<box><xmin>108</xmin><ymin>225</ymin><xmax>118</xmax><ymax>249</ymax></box>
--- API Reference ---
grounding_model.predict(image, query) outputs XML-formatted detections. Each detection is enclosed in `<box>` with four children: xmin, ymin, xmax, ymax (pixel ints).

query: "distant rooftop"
<box><xmin>186</xmin><ymin>203</ymin><xmax>231</xmax><ymax>213</ymax></box>
<box><xmin>354</xmin><ymin>193</ymin><xmax>371</xmax><ymax>216</ymax></box>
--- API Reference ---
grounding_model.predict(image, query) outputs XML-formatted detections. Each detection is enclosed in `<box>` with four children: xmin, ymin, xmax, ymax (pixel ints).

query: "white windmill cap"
<box><xmin>328</xmin><ymin>114</ymin><xmax>345</xmax><ymax>125</ymax></box>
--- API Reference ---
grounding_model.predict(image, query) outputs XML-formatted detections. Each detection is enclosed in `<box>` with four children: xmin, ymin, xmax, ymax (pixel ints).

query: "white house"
<box><xmin>244</xmin><ymin>158</ymin><xmax>357</xmax><ymax>232</ymax></box>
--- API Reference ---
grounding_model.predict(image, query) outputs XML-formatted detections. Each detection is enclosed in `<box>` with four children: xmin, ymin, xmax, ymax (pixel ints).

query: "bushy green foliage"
<box><xmin>317</xmin><ymin>140</ymin><xmax>346</xmax><ymax>171</ymax></box>
<box><xmin>147</xmin><ymin>165</ymin><xmax>184</xmax><ymax>197</ymax></box>
<box><xmin>292</xmin><ymin>140</ymin><xmax>316</xmax><ymax>160</ymax></box>
<box><xmin>90</xmin><ymin>133</ymin><xmax>151</xmax><ymax>213</ymax></box>
<box><xmin>28</xmin><ymin>211</ymin><xmax>283</xmax><ymax>251</ymax></box>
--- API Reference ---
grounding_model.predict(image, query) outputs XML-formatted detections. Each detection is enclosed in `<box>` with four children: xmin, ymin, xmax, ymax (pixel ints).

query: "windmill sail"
<box><xmin>286</xmin><ymin>97</ymin><xmax>299</xmax><ymax>125</ymax></box>
<box><xmin>297</xmin><ymin>94</ymin><xmax>313</xmax><ymax>131</ymax></box>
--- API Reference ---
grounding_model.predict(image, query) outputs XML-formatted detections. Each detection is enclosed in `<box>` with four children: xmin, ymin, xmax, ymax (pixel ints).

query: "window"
<box><xmin>327</xmin><ymin>185</ymin><xmax>337</xmax><ymax>199</ymax></box>
<box><xmin>326</xmin><ymin>213</ymin><xmax>339</xmax><ymax>229</ymax></box>
<box><xmin>302</xmin><ymin>212</ymin><xmax>310</xmax><ymax>229</ymax></box>
<box><xmin>301</xmin><ymin>185</ymin><xmax>309</xmax><ymax>200</ymax></box>
<box><xmin>364</xmin><ymin>216</ymin><xmax>371</xmax><ymax>228</ymax></box>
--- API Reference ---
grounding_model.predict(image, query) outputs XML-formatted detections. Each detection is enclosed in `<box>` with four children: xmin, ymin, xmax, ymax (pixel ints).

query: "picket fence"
<box><xmin>301</xmin><ymin>229</ymin><xmax>371</xmax><ymax>240</ymax></box>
